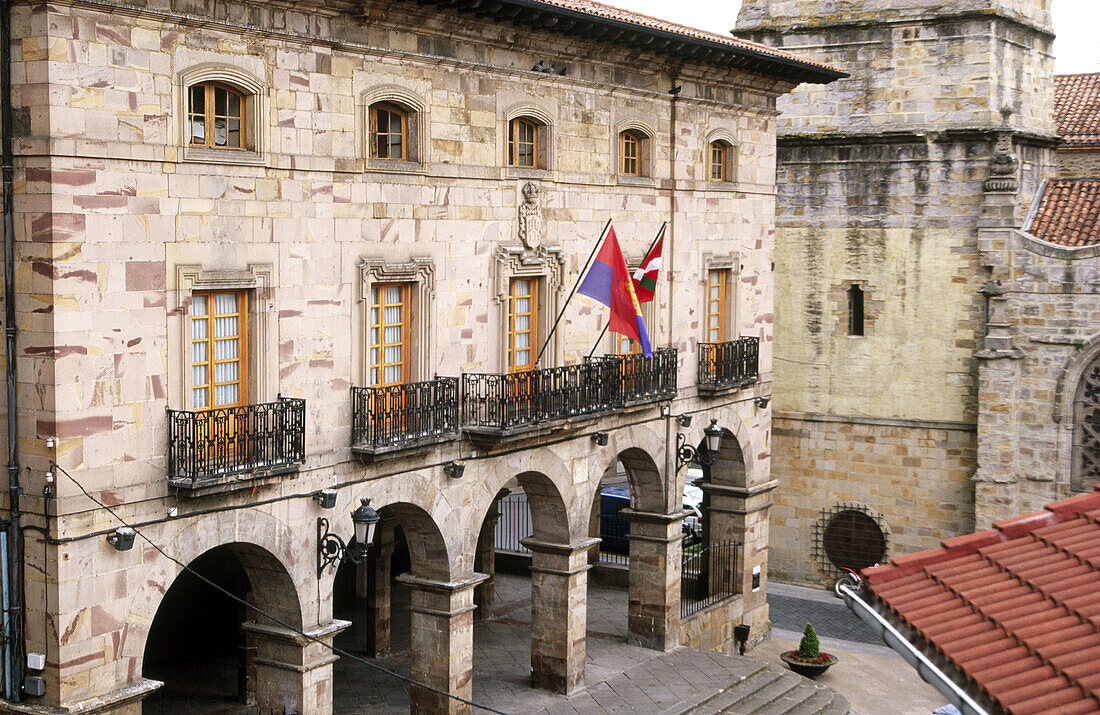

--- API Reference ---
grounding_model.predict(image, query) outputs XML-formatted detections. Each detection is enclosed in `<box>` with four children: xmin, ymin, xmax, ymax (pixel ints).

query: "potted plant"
<box><xmin>780</xmin><ymin>623</ymin><xmax>837</xmax><ymax>678</ymax></box>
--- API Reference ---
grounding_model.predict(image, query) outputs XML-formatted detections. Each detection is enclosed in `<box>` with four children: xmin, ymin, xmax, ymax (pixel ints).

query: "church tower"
<box><xmin>734</xmin><ymin>0</ymin><xmax>1058</xmax><ymax>584</ymax></box>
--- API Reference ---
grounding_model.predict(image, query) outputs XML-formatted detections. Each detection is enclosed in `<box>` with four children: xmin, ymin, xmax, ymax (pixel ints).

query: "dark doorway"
<box><xmin>143</xmin><ymin>546</ymin><xmax>254</xmax><ymax>713</ymax></box>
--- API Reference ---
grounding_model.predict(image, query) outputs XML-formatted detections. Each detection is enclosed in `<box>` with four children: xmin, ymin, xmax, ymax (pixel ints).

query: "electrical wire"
<box><xmin>49</xmin><ymin>462</ymin><xmax>508</xmax><ymax>715</ymax></box>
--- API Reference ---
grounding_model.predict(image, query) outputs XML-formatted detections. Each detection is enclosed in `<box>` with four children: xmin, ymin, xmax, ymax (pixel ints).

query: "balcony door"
<box><xmin>369</xmin><ymin>283</ymin><xmax>412</xmax><ymax>436</ymax></box>
<box><xmin>191</xmin><ymin>290</ymin><xmax>248</xmax><ymax>456</ymax></box>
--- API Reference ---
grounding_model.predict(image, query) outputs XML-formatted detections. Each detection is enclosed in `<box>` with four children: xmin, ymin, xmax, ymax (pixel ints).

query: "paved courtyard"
<box><xmin>334</xmin><ymin>573</ymin><xmax>840</xmax><ymax>714</ymax></box>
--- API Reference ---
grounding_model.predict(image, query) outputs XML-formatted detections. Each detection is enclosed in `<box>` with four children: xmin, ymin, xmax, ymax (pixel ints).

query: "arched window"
<box><xmin>509</xmin><ymin>117</ymin><xmax>543</xmax><ymax>168</ymax></box>
<box><xmin>619</xmin><ymin>130</ymin><xmax>643</xmax><ymax>176</ymax></box>
<box><xmin>1073</xmin><ymin>356</ymin><xmax>1100</xmax><ymax>492</ymax></box>
<box><xmin>188</xmin><ymin>82</ymin><xmax>247</xmax><ymax>150</ymax></box>
<box><xmin>370</xmin><ymin>102</ymin><xmax>408</xmax><ymax>160</ymax></box>
<box><xmin>707</xmin><ymin>138</ymin><xmax>738</xmax><ymax>183</ymax></box>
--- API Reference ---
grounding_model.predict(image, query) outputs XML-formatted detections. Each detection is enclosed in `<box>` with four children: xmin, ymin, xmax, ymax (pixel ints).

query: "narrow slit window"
<box><xmin>620</xmin><ymin>131</ymin><xmax>641</xmax><ymax>176</ymax></box>
<box><xmin>848</xmin><ymin>284</ymin><xmax>865</xmax><ymax>336</ymax></box>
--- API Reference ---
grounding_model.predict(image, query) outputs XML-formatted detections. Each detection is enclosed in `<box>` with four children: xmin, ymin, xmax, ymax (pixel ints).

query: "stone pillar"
<box><xmin>364</xmin><ymin>534</ymin><xmax>395</xmax><ymax>656</ymax></box>
<box><xmin>396</xmin><ymin>572</ymin><xmax>487</xmax><ymax>715</ymax></box>
<box><xmin>522</xmin><ymin>537</ymin><xmax>597</xmax><ymax>695</ymax></box>
<box><xmin>702</xmin><ymin>480</ymin><xmax>777</xmax><ymax>649</ymax></box>
<box><xmin>620</xmin><ymin>508</ymin><xmax>682</xmax><ymax>651</ymax></box>
<box><xmin>474</xmin><ymin>509</ymin><xmax>499</xmax><ymax>620</ymax></box>
<box><xmin>241</xmin><ymin>619</ymin><xmax>350</xmax><ymax>715</ymax></box>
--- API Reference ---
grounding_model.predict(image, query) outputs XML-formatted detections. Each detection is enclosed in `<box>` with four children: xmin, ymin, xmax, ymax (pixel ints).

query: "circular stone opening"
<box><xmin>822</xmin><ymin>508</ymin><xmax>887</xmax><ymax>571</ymax></box>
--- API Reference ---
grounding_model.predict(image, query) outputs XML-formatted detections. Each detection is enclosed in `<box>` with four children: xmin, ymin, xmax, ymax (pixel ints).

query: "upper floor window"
<box><xmin>191</xmin><ymin>290</ymin><xmax>248</xmax><ymax>410</ymax></box>
<box><xmin>188</xmin><ymin>83</ymin><xmax>247</xmax><ymax>150</ymax></box>
<box><xmin>370</xmin><ymin>283</ymin><xmax>411</xmax><ymax>386</ymax></box>
<box><xmin>509</xmin><ymin>117</ymin><xmax>542</xmax><ymax>169</ymax></box>
<box><xmin>620</xmin><ymin>131</ymin><xmax>643</xmax><ymax>176</ymax></box>
<box><xmin>710</xmin><ymin>142</ymin><xmax>728</xmax><ymax>181</ymax></box>
<box><xmin>370</xmin><ymin>103</ymin><xmax>408</xmax><ymax>161</ymax></box>
<box><xmin>508</xmin><ymin>277</ymin><xmax>539</xmax><ymax>371</ymax></box>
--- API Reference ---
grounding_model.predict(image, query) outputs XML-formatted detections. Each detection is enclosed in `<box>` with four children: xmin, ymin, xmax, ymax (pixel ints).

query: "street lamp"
<box><xmin>317</xmin><ymin>498</ymin><xmax>381</xmax><ymax>578</ymax></box>
<box><xmin>676</xmin><ymin>418</ymin><xmax>723</xmax><ymax>473</ymax></box>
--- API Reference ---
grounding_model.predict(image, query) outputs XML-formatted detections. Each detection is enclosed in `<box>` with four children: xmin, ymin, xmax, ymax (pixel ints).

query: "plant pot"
<box><xmin>780</xmin><ymin>650</ymin><xmax>837</xmax><ymax>678</ymax></box>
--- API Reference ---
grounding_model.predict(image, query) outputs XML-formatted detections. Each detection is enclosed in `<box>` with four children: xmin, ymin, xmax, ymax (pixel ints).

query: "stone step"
<box><xmin>724</xmin><ymin>670</ymin><xmax>804</xmax><ymax>713</ymax></box>
<box><xmin>686</xmin><ymin>660</ymin><xmax>851</xmax><ymax>715</ymax></box>
<box><xmin>681</xmin><ymin>665</ymin><xmax>784</xmax><ymax>714</ymax></box>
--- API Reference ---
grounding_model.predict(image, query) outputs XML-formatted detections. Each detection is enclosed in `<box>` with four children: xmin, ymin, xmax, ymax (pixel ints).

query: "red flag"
<box><xmin>577</xmin><ymin>227</ymin><xmax>652</xmax><ymax>356</ymax></box>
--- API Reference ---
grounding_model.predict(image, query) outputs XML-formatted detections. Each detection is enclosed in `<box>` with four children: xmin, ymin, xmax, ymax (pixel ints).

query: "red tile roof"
<box><xmin>1026</xmin><ymin>179</ymin><xmax>1100</xmax><ymax>248</ymax></box>
<box><xmin>863</xmin><ymin>488</ymin><xmax>1100</xmax><ymax>714</ymax></box>
<box><xmin>1056</xmin><ymin>74</ymin><xmax>1100</xmax><ymax>146</ymax></box>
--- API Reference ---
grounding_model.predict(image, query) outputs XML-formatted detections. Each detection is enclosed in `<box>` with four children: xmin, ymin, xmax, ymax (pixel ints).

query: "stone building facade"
<box><xmin>1</xmin><ymin>0</ymin><xmax>839</xmax><ymax>712</ymax></box>
<box><xmin>975</xmin><ymin>72</ymin><xmax>1100</xmax><ymax>525</ymax></box>
<box><xmin>734</xmin><ymin>0</ymin><xmax>1059</xmax><ymax>585</ymax></box>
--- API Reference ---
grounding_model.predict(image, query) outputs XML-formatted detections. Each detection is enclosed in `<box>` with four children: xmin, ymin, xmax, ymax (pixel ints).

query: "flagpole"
<box><xmin>584</xmin><ymin>222</ymin><xmax>667</xmax><ymax>360</ymax></box>
<box><xmin>534</xmin><ymin>217</ymin><xmax>613</xmax><ymax>367</ymax></box>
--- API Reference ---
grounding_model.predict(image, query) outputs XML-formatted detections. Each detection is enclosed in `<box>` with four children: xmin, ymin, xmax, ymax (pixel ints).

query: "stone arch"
<box><xmin>586</xmin><ymin>422</ymin><xmax>669</xmax><ymax>513</ymax></box>
<box><xmin>378</xmin><ymin>501</ymin><xmax>453</xmax><ymax>581</ymax></box>
<box><xmin>125</xmin><ymin>509</ymin><xmax>307</xmax><ymax>666</ymax></box>
<box><xmin>1054</xmin><ymin>333</ymin><xmax>1100</xmax><ymax>424</ymax></box>
<box><xmin>1057</xmin><ymin>339</ymin><xmax>1100</xmax><ymax>492</ymax></box>
<box><xmin>514</xmin><ymin>471</ymin><xmax>572</xmax><ymax>544</ymax></box>
<box><xmin>693</xmin><ymin>414</ymin><xmax>755</xmax><ymax>490</ymax></box>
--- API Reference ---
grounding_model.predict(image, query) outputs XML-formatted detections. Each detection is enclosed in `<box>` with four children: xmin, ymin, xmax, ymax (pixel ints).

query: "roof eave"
<box><xmin>411</xmin><ymin>0</ymin><xmax>847</xmax><ymax>85</ymax></box>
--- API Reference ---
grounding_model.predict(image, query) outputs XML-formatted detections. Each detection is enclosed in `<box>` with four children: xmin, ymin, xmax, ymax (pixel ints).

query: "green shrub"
<box><xmin>798</xmin><ymin>622</ymin><xmax>820</xmax><ymax>659</ymax></box>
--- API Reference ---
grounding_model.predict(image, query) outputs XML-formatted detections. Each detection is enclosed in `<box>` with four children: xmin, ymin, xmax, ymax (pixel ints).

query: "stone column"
<box><xmin>620</xmin><ymin>508</ymin><xmax>682</xmax><ymax>651</ymax></box>
<box><xmin>240</xmin><ymin>619</ymin><xmax>350</xmax><ymax>714</ymax></box>
<box><xmin>364</xmin><ymin>535</ymin><xmax>395</xmax><ymax>656</ymax></box>
<box><xmin>474</xmin><ymin>508</ymin><xmax>500</xmax><ymax>620</ymax></box>
<box><xmin>396</xmin><ymin>572</ymin><xmax>488</xmax><ymax>715</ymax></box>
<box><xmin>703</xmin><ymin>480</ymin><xmax>777</xmax><ymax>648</ymax></box>
<box><xmin>521</xmin><ymin>537</ymin><xmax>597</xmax><ymax>695</ymax></box>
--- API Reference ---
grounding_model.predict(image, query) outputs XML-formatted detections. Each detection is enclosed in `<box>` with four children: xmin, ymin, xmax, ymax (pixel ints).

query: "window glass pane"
<box><xmin>214</xmin><ymin>361</ymin><xmax>238</xmax><ymax>384</ymax></box>
<box><xmin>191</xmin><ymin>85</ymin><xmax>204</xmax><ymax>113</ymax></box>
<box><xmin>214</xmin><ymin>383</ymin><xmax>238</xmax><ymax>407</ymax></box>
<box><xmin>190</xmin><ymin>119</ymin><xmax>205</xmax><ymax>144</ymax></box>
<box><xmin>370</xmin><ymin>367</ymin><xmax>379</xmax><ymax>385</ymax></box>
<box><xmin>515</xmin><ymin>332</ymin><xmax>530</xmax><ymax>349</ymax></box>
<box><xmin>370</xmin><ymin>328</ymin><xmax>380</xmax><ymax>346</ymax></box>
<box><xmin>228</xmin><ymin>118</ymin><xmax>240</xmax><ymax>148</ymax></box>
<box><xmin>228</xmin><ymin>91</ymin><xmax>240</xmax><ymax>117</ymax></box>
<box><xmin>192</xmin><ymin>340</ymin><xmax>207</xmax><ymax>364</ymax></box>
<box><xmin>192</xmin><ymin>295</ymin><xmax>208</xmax><ymax>316</ymax></box>
<box><xmin>193</xmin><ymin>364</ymin><xmax>207</xmax><ymax>386</ymax></box>
<box><xmin>384</xmin><ymin>364</ymin><xmax>402</xmax><ymax>384</ymax></box>
<box><xmin>214</xmin><ymin>117</ymin><xmax>227</xmax><ymax>146</ymax></box>
<box><xmin>192</xmin><ymin>317</ymin><xmax>207</xmax><ymax>341</ymax></box>
<box><xmin>384</xmin><ymin>325</ymin><xmax>401</xmax><ymax>344</ymax></box>
<box><xmin>214</xmin><ymin>86</ymin><xmax>227</xmax><ymax>116</ymax></box>
<box><xmin>214</xmin><ymin>338</ymin><xmax>238</xmax><ymax>360</ymax></box>
<box><xmin>214</xmin><ymin>292</ymin><xmax>237</xmax><ymax>313</ymax></box>
<box><xmin>515</xmin><ymin>314</ymin><xmax>530</xmax><ymax>331</ymax></box>
<box><xmin>193</xmin><ymin>387</ymin><xmax>207</xmax><ymax>409</ymax></box>
<box><xmin>389</xmin><ymin>111</ymin><xmax>402</xmax><ymax>134</ymax></box>
<box><xmin>515</xmin><ymin>348</ymin><xmax>530</xmax><ymax>366</ymax></box>
<box><xmin>370</xmin><ymin>347</ymin><xmax>379</xmax><ymax>365</ymax></box>
<box><xmin>384</xmin><ymin>345</ymin><xmax>402</xmax><ymax>364</ymax></box>
<box><xmin>214</xmin><ymin>315</ymin><xmax>238</xmax><ymax>338</ymax></box>
<box><xmin>371</xmin><ymin>286</ymin><xmax>382</xmax><ymax>303</ymax></box>
<box><xmin>515</xmin><ymin>297</ymin><xmax>530</xmax><ymax>315</ymax></box>
<box><xmin>516</xmin><ymin>279</ymin><xmax>531</xmax><ymax>294</ymax></box>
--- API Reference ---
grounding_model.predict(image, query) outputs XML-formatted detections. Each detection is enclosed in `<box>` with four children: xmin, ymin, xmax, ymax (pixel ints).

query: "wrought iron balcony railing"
<box><xmin>461</xmin><ymin>361</ymin><xmax>617</xmax><ymax>433</ymax></box>
<box><xmin>698</xmin><ymin>337</ymin><xmax>760</xmax><ymax>392</ymax></box>
<box><xmin>588</xmin><ymin>347</ymin><xmax>677</xmax><ymax>405</ymax></box>
<box><xmin>167</xmin><ymin>397</ymin><xmax>305</xmax><ymax>487</ymax></box>
<box><xmin>351</xmin><ymin>378</ymin><xmax>459</xmax><ymax>455</ymax></box>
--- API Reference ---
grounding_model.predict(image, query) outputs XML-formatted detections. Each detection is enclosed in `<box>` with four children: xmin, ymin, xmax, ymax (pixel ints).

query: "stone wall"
<box><xmin>6</xmin><ymin>0</ymin><xmax>793</xmax><ymax>709</ymax></box>
<box><xmin>770</xmin><ymin>415</ymin><xmax>976</xmax><ymax>585</ymax></box>
<box><xmin>734</xmin><ymin>0</ymin><xmax>1056</xmax><ymax>583</ymax></box>
<box><xmin>1055</xmin><ymin>148</ymin><xmax>1100</xmax><ymax>178</ymax></box>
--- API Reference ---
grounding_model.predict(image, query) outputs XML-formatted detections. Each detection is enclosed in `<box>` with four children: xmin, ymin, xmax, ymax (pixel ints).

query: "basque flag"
<box><xmin>578</xmin><ymin>227</ymin><xmax>653</xmax><ymax>357</ymax></box>
<box><xmin>631</xmin><ymin>229</ymin><xmax>663</xmax><ymax>303</ymax></box>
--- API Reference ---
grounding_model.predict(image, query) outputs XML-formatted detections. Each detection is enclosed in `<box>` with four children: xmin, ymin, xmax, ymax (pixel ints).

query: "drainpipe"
<box><xmin>666</xmin><ymin>67</ymin><xmax>681</xmax><ymax>354</ymax></box>
<box><xmin>1</xmin><ymin>0</ymin><xmax>25</xmax><ymax>702</ymax></box>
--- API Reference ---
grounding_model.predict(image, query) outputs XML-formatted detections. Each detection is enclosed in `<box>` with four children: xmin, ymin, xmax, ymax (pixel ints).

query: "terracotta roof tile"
<box><xmin>1056</xmin><ymin>73</ymin><xmax>1100</xmax><ymax>146</ymax></box>
<box><xmin>1025</xmin><ymin>179</ymin><xmax>1100</xmax><ymax>247</ymax></box>
<box><xmin>863</xmin><ymin>486</ymin><xmax>1100</xmax><ymax>714</ymax></box>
